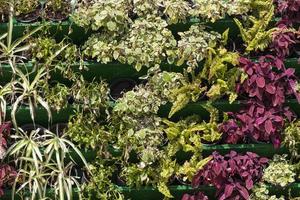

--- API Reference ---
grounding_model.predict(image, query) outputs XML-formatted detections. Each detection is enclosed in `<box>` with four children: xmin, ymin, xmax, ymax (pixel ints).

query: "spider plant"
<box><xmin>7</xmin><ymin>67</ymin><xmax>51</xmax><ymax>129</ymax></box>
<box><xmin>6</xmin><ymin>128</ymin><xmax>89</xmax><ymax>200</ymax></box>
<box><xmin>0</xmin><ymin>5</ymin><xmax>44</xmax><ymax>73</ymax></box>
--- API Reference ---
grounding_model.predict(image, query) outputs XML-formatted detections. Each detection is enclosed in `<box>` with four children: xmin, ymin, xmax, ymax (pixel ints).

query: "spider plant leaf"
<box><xmin>45</xmin><ymin>44</ymin><xmax>69</xmax><ymax>66</ymax></box>
<box><xmin>58</xmin><ymin>173</ymin><xmax>65</xmax><ymax>200</ymax></box>
<box><xmin>14</xmin><ymin>44</ymin><xmax>31</xmax><ymax>54</ymax></box>
<box><xmin>0</xmin><ymin>40</ymin><xmax>8</xmax><ymax>52</ymax></box>
<box><xmin>10</xmin><ymin>25</ymin><xmax>44</xmax><ymax>53</ymax></box>
<box><xmin>61</xmin><ymin>138</ymin><xmax>90</xmax><ymax>173</ymax></box>
<box><xmin>6</xmin><ymin>139</ymin><xmax>28</xmax><ymax>156</ymax></box>
<box><xmin>29</xmin><ymin>98</ymin><xmax>36</xmax><ymax>126</ymax></box>
<box><xmin>37</xmin><ymin>96</ymin><xmax>52</xmax><ymax>125</ymax></box>
<box><xmin>0</xmin><ymin>32</ymin><xmax>8</xmax><ymax>41</ymax></box>
<box><xmin>11</xmin><ymin>94</ymin><xmax>24</xmax><ymax>128</ymax></box>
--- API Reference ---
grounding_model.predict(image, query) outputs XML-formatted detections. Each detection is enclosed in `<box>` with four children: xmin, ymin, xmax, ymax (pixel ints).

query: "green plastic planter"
<box><xmin>3</xmin><ymin>183</ymin><xmax>300</xmax><ymax>200</ymax></box>
<box><xmin>5</xmin><ymin>105</ymin><xmax>75</xmax><ymax>127</ymax></box>
<box><xmin>0</xmin><ymin>58</ymin><xmax>298</xmax><ymax>85</ymax></box>
<box><xmin>5</xmin><ymin>99</ymin><xmax>299</xmax><ymax>127</ymax></box>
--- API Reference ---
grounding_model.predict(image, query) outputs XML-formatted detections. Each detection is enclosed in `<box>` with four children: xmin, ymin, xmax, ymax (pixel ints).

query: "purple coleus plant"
<box><xmin>271</xmin><ymin>24</ymin><xmax>298</xmax><ymax>58</ymax></box>
<box><xmin>274</xmin><ymin>0</ymin><xmax>300</xmax><ymax>25</ymax></box>
<box><xmin>220</xmin><ymin>100</ymin><xmax>295</xmax><ymax>147</ymax></box>
<box><xmin>238</xmin><ymin>55</ymin><xmax>300</xmax><ymax>105</ymax></box>
<box><xmin>190</xmin><ymin>151</ymin><xmax>268</xmax><ymax>200</ymax></box>
<box><xmin>182</xmin><ymin>192</ymin><xmax>209</xmax><ymax>200</ymax></box>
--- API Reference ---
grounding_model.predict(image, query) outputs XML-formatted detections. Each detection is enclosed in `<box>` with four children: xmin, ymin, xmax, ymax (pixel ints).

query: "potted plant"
<box><xmin>0</xmin><ymin>0</ymin><xmax>9</xmax><ymax>22</ymax></box>
<box><xmin>191</xmin><ymin>151</ymin><xmax>269</xmax><ymax>200</ymax></box>
<box><xmin>15</xmin><ymin>0</ymin><xmax>41</xmax><ymax>22</ymax></box>
<box><xmin>262</xmin><ymin>154</ymin><xmax>296</xmax><ymax>187</ymax></box>
<box><xmin>44</xmin><ymin>0</ymin><xmax>71</xmax><ymax>21</ymax></box>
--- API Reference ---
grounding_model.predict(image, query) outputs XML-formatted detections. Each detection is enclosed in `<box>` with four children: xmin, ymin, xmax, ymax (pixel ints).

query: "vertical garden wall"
<box><xmin>0</xmin><ymin>0</ymin><xmax>300</xmax><ymax>199</ymax></box>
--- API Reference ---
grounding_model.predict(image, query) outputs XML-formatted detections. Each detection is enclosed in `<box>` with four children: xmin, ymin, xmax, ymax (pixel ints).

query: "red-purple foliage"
<box><xmin>220</xmin><ymin>102</ymin><xmax>295</xmax><ymax>147</ymax></box>
<box><xmin>219</xmin><ymin>118</ymin><xmax>245</xmax><ymax>144</ymax></box>
<box><xmin>271</xmin><ymin>24</ymin><xmax>298</xmax><ymax>58</ymax></box>
<box><xmin>0</xmin><ymin>164</ymin><xmax>16</xmax><ymax>196</ymax></box>
<box><xmin>191</xmin><ymin>151</ymin><xmax>268</xmax><ymax>200</ymax></box>
<box><xmin>238</xmin><ymin>56</ymin><xmax>300</xmax><ymax>105</ymax></box>
<box><xmin>182</xmin><ymin>192</ymin><xmax>209</xmax><ymax>200</ymax></box>
<box><xmin>274</xmin><ymin>0</ymin><xmax>300</xmax><ymax>25</ymax></box>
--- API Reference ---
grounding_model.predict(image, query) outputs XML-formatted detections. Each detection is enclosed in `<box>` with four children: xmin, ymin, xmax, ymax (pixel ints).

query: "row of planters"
<box><xmin>0</xmin><ymin>0</ymin><xmax>300</xmax><ymax>200</ymax></box>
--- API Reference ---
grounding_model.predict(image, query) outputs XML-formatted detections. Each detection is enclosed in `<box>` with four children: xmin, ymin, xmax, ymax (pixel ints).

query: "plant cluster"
<box><xmin>71</xmin><ymin>0</ymin><xmax>131</xmax><ymax>34</ymax></box>
<box><xmin>191</xmin><ymin>151</ymin><xmax>268</xmax><ymax>200</ymax></box>
<box><xmin>15</xmin><ymin>0</ymin><xmax>39</xmax><ymax>16</ymax></box>
<box><xmin>263</xmin><ymin>154</ymin><xmax>296</xmax><ymax>187</ymax></box>
<box><xmin>250</xmin><ymin>183</ymin><xmax>285</xmax><ymax>200</ymax></box>
<box><xmin>220</xmin><ymin>56</ymin><xmax>300</xmax><ymax>146</ymax></box>
<box><xmin>169</xmin><ymin>29</ymin><xmax>242</xmax><ymax>117</ymax></box>
<box><xmin>6</xmin><ymin>128</ymin><xmax>89</xmax><ymax>200</ymax></box>
<box><xmin>83</xmin><ymin>16</ymin><xmax>177</xmax><ymax>71</ymax></box>
<box><xmin>284</xmin><ymin>120</ymin><xmax>300</xmax><ymax>160</ymax></box>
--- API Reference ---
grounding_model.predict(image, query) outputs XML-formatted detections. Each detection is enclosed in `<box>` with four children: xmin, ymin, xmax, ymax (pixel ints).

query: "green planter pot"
<box><xmin>3</xmin><ymin>183</ymin><xmax>300</xmax><ymax>200</ymax></box>
<box><xmin>0</xmin><ymin>58</ymin><xmax>298</xmax><ymax>85</ymax></box>
<box><xmin>5</xmin><ymin>99</ymin><xmax>299</xmax><ymax>127</ymax></box>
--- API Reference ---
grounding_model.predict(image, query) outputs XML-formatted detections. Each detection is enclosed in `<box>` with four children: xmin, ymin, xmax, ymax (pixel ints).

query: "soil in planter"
<box><xmin>16</xmin><ymin>5</ymin><xmax>42</xmax><ymax>23</ymax></box>
<box><xmin>50</xmin><ymin>123</ymin><xmax>68</xmax><ymax>135</ymax></box>
<box><xmin>44</xmin><ymin>2</ymin><xmax>71</xmax><ymax>21</ymax></box>
<box><xmin>109</xmin><ymin>79</ymin><xmax>137</xmax><ymax>101</ymax></box>
<box><xmin>20</xmin><ymin>124</ymin><xmax>46</xmax><ymax>134</ymax></box>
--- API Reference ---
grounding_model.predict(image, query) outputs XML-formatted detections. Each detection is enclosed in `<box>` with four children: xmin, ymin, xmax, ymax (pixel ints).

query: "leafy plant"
<box><xmin>161</xmin><ymin>0</ymin><xmax>191</xmax><ymax>24</ymax></box>
<box><xmin>6</xmin><ymin>128</ymin><xmax>89</xmax><ymax>200</ymax></box>
<box><xmin>250</xmin><ymin>183</ymin><xmax>285</xmax><ymax>200</ymax></box>
<box><xmin>238</xmin><ymin>56</ymin><xmax>300</xmax><ymax>106</ymax></box>
<box><xmin>270</xmin><ymin>25</ymin><xmax>299</xmax><ymax>58</ymax></box>
<box><xmin>44</xmin><ymin>83</ymin><xmax>69</xmax><ymax>111</ymax></box>
<box><xmin>0</xmin><ymin>121</ymin><xmax>11</xmax><ymax>158</ymax></box>
<box><xmin>234</xmin><ymin>0</ymin><xmax>275</xmax><ymax>53</ymax></box>
<box><xmin>182</xmin><ymin>192</ymin><xmax>209</xmax><ymax>200</ymax></box>
<box><xmin>169</xmin><ymin>30</ymin><xmax>241</xmax><ymax>117</ymax></box>
<box><xmin>45</xmin><ymin>0</ymin><xmax>71</xmax><ymax>19</ymax></box>
<box><xmin>132</xmin><ymin>0</ymin><xmax>159</xmax><ymax>17</ymax></box>
<box><xmin>275</xmin><ymin>0</ymin><xmax>300</xmax><ymax>25</ymax></box>
<box><xmin>1</xmin><ymin>67</ymin><xmax>51</xmax><ymax>129</ymax></box>
<box><xmin>82</xmin><ymin>33</ymin><xmax>120</xmax><ymax>64</ymax></box>
<box><xmin>283</xmin><ymin>120</ymin><xmax>300</xmax><ymax>160</ymax></box>
<box><xmin>263</xmin><ymin>154</ymin><xmax>295</xmax><ymax>187</ymax></box>
<box><xmin>191</xmin><ymin>151</ymin><xmax>268</xmax><ymax>200</ymax></box>
<box><xmin>15</xmin><ymin>0</ymin><xmax>39</xmax><ymax>16</ymax></box>
<box><xmin>72</xmin><ymin>0</ymin><xmax>131</xmax><ymax>34</ymax></box>
<box><xmin>67</xmin><ymin>112</ymin><xmax>111</xmax><ymax>152</ymax></box>
<box><xmin>82</xmin><ymin>160</ymin><xmax>124</xmax><ymax>200</ymax></box>
<box><xmin>176</xmin><ymin>25</ymin><xmax>222</xmax><ymax>68</ymax></box>
<box><xmin>117</xmin><ymin>16</ymin><xmax>177</xmax><ymax>71</ymax></box>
